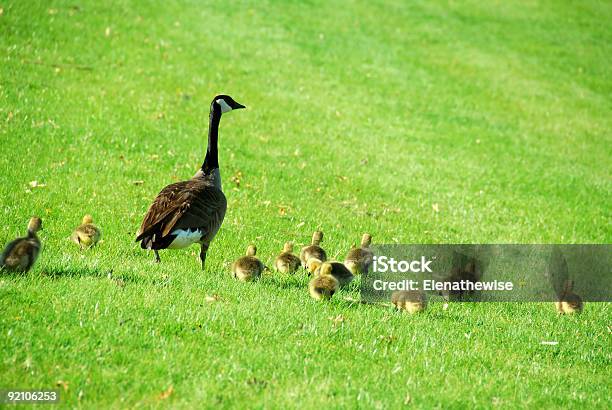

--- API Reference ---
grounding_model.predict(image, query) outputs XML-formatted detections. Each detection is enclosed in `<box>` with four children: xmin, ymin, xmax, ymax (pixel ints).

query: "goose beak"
<box><xmin>234</xmin><ymin>103</ymin><xmax>246</xmax><ymax>110</ymax></box>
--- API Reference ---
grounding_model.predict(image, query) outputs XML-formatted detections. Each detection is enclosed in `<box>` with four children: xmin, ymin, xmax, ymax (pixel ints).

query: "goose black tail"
<box><xmin>138</xmin><ymin>234</ymin><xmax>176</xmax><ymax>250</ymax></box>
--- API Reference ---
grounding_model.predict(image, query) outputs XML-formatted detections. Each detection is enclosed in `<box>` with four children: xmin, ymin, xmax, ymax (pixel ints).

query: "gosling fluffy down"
<box><xmin>306</xmin><ymin>257</ymin><xmax>323</xmax><ymax>276</ymax></box>
<box><xmin>309</xmin><ymin>274</ymin><xmax>339</xmax><ymax>301</ymax></box>
<box><xmin>316</xmin><ymin>261</ymin><xmax>354</xmax><ymax>287</ymax></box>
<box><xmin>391</xmin><ymin>290</ymin><xmax>427</xmax><ymax>314</ymax></box>
<box><xmin>344</xmin><ymin>233</ymin><xmax>373</xmax><ymax>275</ymax></box>
<box><xmin>0</xmin><ymin>217</ymin><xmax>42</xmax><ymax>273</ymax></box>
<box><xmin>300</xmin><ymin>231</ymin><xmax>327</xmax><ymax>268</ymax></box>
<box><xmin>556</xmin><ymin>280</ymin><xmax>583</xmax><ymax>314</ymax></box>
<box><xmin>72</xmin><ymin>214</ymin><xmax>102</xmax><ymax>249</ymax></box>
<box><xmin>232</xmin><ymin>245</ymin><xmax>264</xmax><ymax>282</ymax></box>
<box><xmin>274</xmin><ymin>242</ymin><xmax>301</xmax><ymax>274</ymax></box>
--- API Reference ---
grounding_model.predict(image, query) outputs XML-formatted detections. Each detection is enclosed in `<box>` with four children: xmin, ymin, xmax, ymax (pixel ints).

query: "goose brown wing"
<box><xmin>171</xmin><ymin>184</ymin><xmax>227</xmax><ymax>242</ymax></box>
<box><xmin>136</xmin><ymin>181</ymin><xmax>189</xmax><ymax>241</ymax></box>
<box><xmin>136</xmin><ymin>179</ymin><xmax>226</xmax><ymax>243</ymax></box>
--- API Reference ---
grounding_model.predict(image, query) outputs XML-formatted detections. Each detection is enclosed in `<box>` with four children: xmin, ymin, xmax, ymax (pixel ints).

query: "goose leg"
<box><xmin>200</xmin><ymin>244</ymin><xmax>208</xmax><ymax>270</ymax></box>
<box><xmin>154</xmin><ymin>250</ymin><xmax>161</xmax><ymax>263</ymax></box>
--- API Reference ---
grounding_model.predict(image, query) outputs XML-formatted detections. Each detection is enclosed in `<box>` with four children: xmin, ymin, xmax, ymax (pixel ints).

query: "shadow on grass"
<box><xmin>0</xmin><ymin>267</ymin><xmax>29</xmax><ymax>278</ymax></box>
<box><xmin>40</xmin><ymin>266</ymin><xmax>168</xmax><ymax>287</ymax></box>
<box><xmin>260</xmin><ymin>272</ymin><xmax>310</xmax><ymax>290</ymax></box>
<box><xmin>258</xmin><ymin>272</ymin><xmax>381</xmax><ymax>311</ymax></box>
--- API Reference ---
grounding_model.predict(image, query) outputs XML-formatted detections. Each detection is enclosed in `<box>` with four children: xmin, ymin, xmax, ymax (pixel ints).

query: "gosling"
<box><xmin>300</xmin><ymin>231</ymin><xmax>327</xmax><ymax>268</ymax></box>
<box><xmin>317</xmin><ymin>261</ymin><xmax>354</xmax><ymax>287</ymax></box>
<box><xmin>274</xmin><ymin>242</ymin><xmax>301</xmax><ymax>274</ymax></box>
<box><xmin>344</xmin><ymin>233</ymin><xmax>373</xmax><ymax>275</ymax></box>
<box><xmin>441</xmin><ymin>254</ymin><xmax>483</xmax><ymax>301</ymax></box>
<box><xmin>232</xmin><ymin>244</ymin><xmax>264</xmax><ymax>282</ymax></box>
<box><xmin>308</xmin><ymin>263</ymin><xmax>339</xmax><ymax>301</ymax></box>
<box><xmin>0</xmin><ymin>217</ymin><xmax>43</xmax><ymax>273</ymax></box>
<box><xmin>306</xmin><ymin>257</ymin><xmax>323</xmax><ymax>276</ymax></box>
<box><xmin>556</xmin><ymin>280</ymin><xmax>583</xmax><ymax>314</ymax></box>
<box><xmin>72</xmin><ymin>214</ymin><xmax>102</xmax><ymax>249</ymax></box>
<box><xmin>391</xmin><ymin>290</ymin><xmax>427</xmax><ymax>314</ymax></box>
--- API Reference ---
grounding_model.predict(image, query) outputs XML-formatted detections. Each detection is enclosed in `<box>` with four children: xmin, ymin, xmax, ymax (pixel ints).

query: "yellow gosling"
<box><xmin>556</xmin><ymin>280</ymin><xmax>583</xmax><ymax>314</ymax></box>
<box><xmin>274</xmin><ymin>242</ymin><xmax>301</xmax><ymax>274</ymax></box>
<box><xmin>344</xmin><ymin>233</ymin><xmax>373</xmax><ymax>274</ymax></box>
<box><xmin>391</xmin><ymin>290</ymin><xmax>427</xmax><ymax>314</ymax></box>
<box><xmin>300</xmin><ymin>231</ymin><xmax>327</xmax><ymax>267</ymax></box>
<box><xmin>306</xmin><ymin>257</ymin><xmax>323</xmax><ymax>276</ymax></box>
<box><xmin>322</xmin><ymin>261</ymin><xmax>354</xmax><ymax>287</ymax></box>
<box><xmin>232</xmin><ymin>244</ymin><xmax>264</xmax><ymax>282</ymax></box>
<box><xmin>309</xmin><ymin>273</ymin><xmax>339</xmax><ymax>301</ymax></box>
<box><xmin>72</xmin><ymin>214</ymin><xmax>102</xmax><ymax>249</ymax></box>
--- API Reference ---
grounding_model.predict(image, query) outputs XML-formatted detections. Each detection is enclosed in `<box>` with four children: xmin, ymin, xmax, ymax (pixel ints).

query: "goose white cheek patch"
<box><xmin>217</xmin><ymin>99</ymin><xmax>232</xmax><ymax>113</ymax></box>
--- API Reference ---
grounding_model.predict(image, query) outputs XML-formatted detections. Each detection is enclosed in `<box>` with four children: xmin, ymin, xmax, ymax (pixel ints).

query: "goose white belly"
<box><xmin>168</xmin><ymin>228</ymin><xmax>204</xmax><ymax>249</ymax></box>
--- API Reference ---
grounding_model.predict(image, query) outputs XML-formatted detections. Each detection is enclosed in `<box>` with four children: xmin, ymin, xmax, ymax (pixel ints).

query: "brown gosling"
<box><xmin>274</xmin><ymin>242</ymin><xmax>301</xmax><ymax>274</ymax></box>
<box><xmin>0</xmin><ymin>217</ymin><xmax>43</xmax><ymax>273</ymax></box>
<box><xmin>300</xmin><ymin>231</ymin><xmax>327</xmax><ymax>268</ymax></box>
<box><xmin>556</xmin><ymin>280</ymin><xmax>583</xmax><ymax>314</ymax></box>
<box><xmin>232</xmin><ymin>245</ymin><xmax>264</xmax><ymax>282</ymax></box>
<box><xmin>391</xmin><ymin>290</ymin><xmax>427</xmax><ymax>314</ymax></box>
<box><xmin>441</xmin><ymin>253</ymin><xmax>483</xmax><ymax>301</ymax></box>
<box><xmin>317</xmin><ymin>261</ymin><xmax>354</xmax><ymax>287</ymax></box>
<box><xmin>306</xmin><ymin>257</ymin><xmax>323</xmax><ymax>276</ymax></box>
<box><xmin>72</xmin><ymin>214</ymin><xmax>102</xmax><ymax>249</ymax></box>
<box><xmin>308</xmin><ymin>263</ymin><xmax>339</xmax><ymax>301</ymax></box>
<box><xmin>344</xmin><ymin>233</ymin><xmax>373</xmax><ymax>275</ymax></box>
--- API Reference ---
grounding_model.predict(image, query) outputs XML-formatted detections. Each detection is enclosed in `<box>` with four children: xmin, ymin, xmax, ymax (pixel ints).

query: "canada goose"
<box><xmin>232</xmin><ymin>244</ymin><xmax>264</xmax><ymax>282</ymax></box>
<box><xmin>306</xmin><ymin>257</ymin><xmax>323</xmax><ymax>275</ymax></box>
<box><xmin>556</xmin><ymin>280</ymin><xmax>583</xmax><ymax>314</ymax></box>
<box><xmin>135</xmin><ymin>95</ymin><xmax>245</xmax><ymax>269</ymax></box>
<box><xmin>0</xmin><ymin>217</ymin><xmax>42</xmax><ymax>273</ymax></box>
<box><xmin>308</xmin><ymin>265</ymin><xmax>339</xmax><ymax>301</ymax></box>
<box><xmin>316</xmin><ymin>261</ymin><xmax>354</xmax><ymax>287</ymax></box>
<box><xmin>300</xmin><ymin>231</ymin><xmax>327</xmax><ymax>268</ymax></box>
<box><xmin>72</xmin><ymin>215</ymin><xmax>102</xmax><ymax>249</ymax></box>
<box><xmin>391</xmin><ymin>290</ymin><xmax>427</xmax><ymax>314</ymax></box>
<box><xmin>274</xmin><ymin>242</ymin><xmax>301</xmax><ymax>274</ymax></box>
<box><xmin>344</xmin><ymin>233</ymin><xmax>373</xmax><ymax>275</ymax></box>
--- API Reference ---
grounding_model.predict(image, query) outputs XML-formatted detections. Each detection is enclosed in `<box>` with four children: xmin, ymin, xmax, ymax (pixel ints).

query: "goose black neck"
<box><xmin>201</xmin><ymin>104</ymin><xmax>221</xmax><ymax>174</ymax></box>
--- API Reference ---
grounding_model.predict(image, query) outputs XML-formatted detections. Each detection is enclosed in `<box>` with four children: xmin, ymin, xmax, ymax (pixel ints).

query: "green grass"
<box><xmin>1</xmin><ymin>0</ymin><xmax>611</xmax><ymax>408</ymax></box>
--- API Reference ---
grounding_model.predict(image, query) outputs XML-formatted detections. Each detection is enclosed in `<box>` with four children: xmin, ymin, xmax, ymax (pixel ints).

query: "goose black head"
<box><xmin>212</xmin><ymin>95</ymin><xmax>246</xmax><ymax>114</ymax></box>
